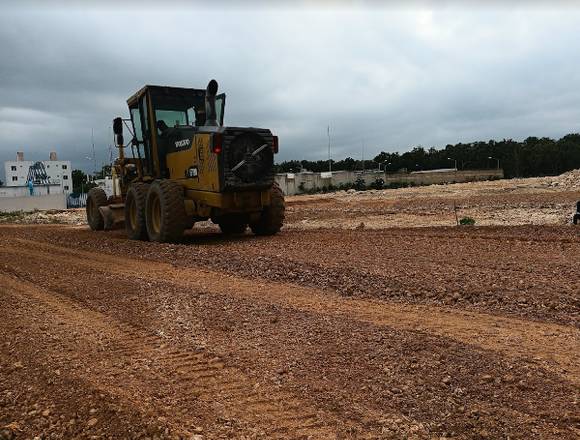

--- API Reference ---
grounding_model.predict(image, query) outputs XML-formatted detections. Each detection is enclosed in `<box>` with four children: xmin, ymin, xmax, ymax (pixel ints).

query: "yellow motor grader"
<box><xmin>86</xmin><ymin>80</ymin><xmax>284</xmax><ymax>242</ymax></box>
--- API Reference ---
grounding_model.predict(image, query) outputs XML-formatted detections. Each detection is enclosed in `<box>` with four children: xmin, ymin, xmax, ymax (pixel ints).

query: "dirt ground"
<box><xmin>4</xmin><ymin>173</ymin><xmax>579</xmax><ymax>229</ymax></box>
<box><xmin>284</xmin><ymin>174</ymin><xmax>580</xmax><ymax>230</ymax></box>
<box><xmin>0</xmin><ymin>176</ymin><xmax>579</xmax><ymax>439</ymax></box>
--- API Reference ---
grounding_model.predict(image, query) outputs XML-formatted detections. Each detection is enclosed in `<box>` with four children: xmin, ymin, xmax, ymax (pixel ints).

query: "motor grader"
<box><xmin>86</xmin><ymin>79</ymin><xmax>284</xmax><ymax>242</ymax></box>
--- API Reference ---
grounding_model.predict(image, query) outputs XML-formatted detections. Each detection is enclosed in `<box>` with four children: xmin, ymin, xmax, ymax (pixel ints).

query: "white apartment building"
<box><xmin>4</xmin><ymin>151</ymin><xmax>73</xmax><ymax>193</ymax></box>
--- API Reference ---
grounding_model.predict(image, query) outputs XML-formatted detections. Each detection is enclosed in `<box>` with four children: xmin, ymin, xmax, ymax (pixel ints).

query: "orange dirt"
<box><xmin>0</xmin><ymin>221</ymin><xmax>578</xmax><ymax>439</ymax></box>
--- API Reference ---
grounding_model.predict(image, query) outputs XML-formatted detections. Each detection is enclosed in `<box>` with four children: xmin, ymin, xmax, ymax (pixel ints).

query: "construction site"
<box><xmin>2</xmin><ymin>4</ymin><xmax>580</xmax><ymax>439</ymax></box>
<box><xmin>1</xmin><ymin>168</ymin><xmax>579</xmax><ymax>439</ymax></box>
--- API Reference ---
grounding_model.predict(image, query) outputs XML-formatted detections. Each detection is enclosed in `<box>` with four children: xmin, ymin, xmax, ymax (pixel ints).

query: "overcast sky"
<box><xmin>1</xmin><ymin>2</ymin><xmax>580</xmax><ymax>179</ymax></box>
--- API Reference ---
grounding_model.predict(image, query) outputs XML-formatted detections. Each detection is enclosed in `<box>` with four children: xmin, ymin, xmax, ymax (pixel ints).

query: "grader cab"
<box><xmin>86</xmin><ymin>79</ymin><xmax>284</xmax><ymax>242</ymax></box>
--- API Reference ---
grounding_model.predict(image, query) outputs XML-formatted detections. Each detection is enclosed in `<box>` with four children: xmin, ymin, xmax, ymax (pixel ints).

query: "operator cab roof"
<box><xmin>127</xmin><ymin>85</ymin><xmax>207</xmax><ymax>107</ymax></box>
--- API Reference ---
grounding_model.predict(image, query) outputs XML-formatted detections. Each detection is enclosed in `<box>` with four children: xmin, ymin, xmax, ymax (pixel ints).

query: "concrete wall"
<box><xmin>0</xmin><ymin>184</ymin><xmax>61</xmax><ymax>197</ymax></box>
<box><xmin>275</xmin><ymin>169</ymin><xmax>504</xmax><ymax>196</ymax></box>
<box><xmin>0</xmin><ymin>193</ymin><xmax>67</xmax><ymax>213</ymax></box>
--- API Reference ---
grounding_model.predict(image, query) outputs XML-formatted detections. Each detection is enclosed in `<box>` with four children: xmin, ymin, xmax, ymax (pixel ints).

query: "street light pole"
<box><xmin>327</xmin><ymin>125</ymin><xmax>331</xmax><ymax>173</ymax></box>
<box><xmin>447</xmin><ymin>157</ymin><xmax>457</xmax><ymax>170</ymax></box>
<box><xmin>488</xmin><ymin>156</ymin><xmax>500</xmax><ymax>170</ymax></box>
<box><xmin>378</xmin><ymin>161</ymin><xmax>391</xmax><ymax>172</ymax></box>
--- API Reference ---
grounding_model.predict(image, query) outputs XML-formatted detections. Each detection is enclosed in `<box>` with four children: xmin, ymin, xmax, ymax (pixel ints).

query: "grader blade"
<box><xmin>99</xmin><ymin>204</ymin><xmax>125</xmax><ymax>230</ymax></box>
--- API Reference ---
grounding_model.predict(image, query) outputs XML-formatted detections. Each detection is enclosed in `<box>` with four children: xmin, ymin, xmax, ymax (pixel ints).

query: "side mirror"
<box><xmin>113</xmin><ymin>117</ymin><xmax>123</xmax><ymax>146</ymax></box>
<box><xmin>113</xmin><ymin>117</ymin><xmax>123</xmax><ymax>135</ymax></box>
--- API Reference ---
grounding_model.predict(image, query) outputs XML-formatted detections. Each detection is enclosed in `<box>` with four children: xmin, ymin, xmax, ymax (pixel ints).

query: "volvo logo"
<box><xmin>175</xmin><ymin>138</ymin><xmax>191</xmax><ymax>149</ymax></box>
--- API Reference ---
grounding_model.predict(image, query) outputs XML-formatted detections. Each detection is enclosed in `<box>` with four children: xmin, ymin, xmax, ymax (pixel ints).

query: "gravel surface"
<box><xmin>0</xmin><ymin>224</ymin><xmax>578</xmax><ymax>439</ymax></box>
<box><xmin>284</xmin><ymin>179</ymin><xmax>580</xmax><ymax>229</ymax></box>
<box><xmin>0</xmin><ymin>176</ymin><xmax>579</xmax><ymax>439</ymax></box>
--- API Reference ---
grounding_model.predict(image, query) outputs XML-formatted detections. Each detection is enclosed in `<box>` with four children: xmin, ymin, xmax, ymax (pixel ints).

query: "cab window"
<box><xmin>131</xmin><ymin>107</ymin><xmax>143</xmax><ymax>141</ymax></box>
<box><xmin>156</xmin><ymin>110</ymin><xmax>187</xmax><ymax>129</ymax></box>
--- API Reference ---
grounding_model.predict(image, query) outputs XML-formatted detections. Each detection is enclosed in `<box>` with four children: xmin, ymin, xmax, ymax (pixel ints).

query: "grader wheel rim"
<box><xmin>150</xmin><ymin>194</ymin><xmax>161</xmax><ymax>235</ymax></box>
<box><xmin>128</xmin><ymin>198</ymin><xmax>138</xmax><ymax>231</ymax></box>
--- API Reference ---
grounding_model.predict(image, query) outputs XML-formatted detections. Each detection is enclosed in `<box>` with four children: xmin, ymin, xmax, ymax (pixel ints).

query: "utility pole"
<box><xmin>327</xmin><ymin>125</ymin><xmax>331</xmax><ymax>173</ymax></box>
<box><xmin>109</xmin><ymin>125</ymin><xmax>114</xmax><ymax>164</ymax></box>
<box><xmin>91</xmin><ymin>128</ymin><xmax>97</xmax><ymax>177</ymax></box>
<box><xmin>361</xmin><ymin>138</ymin><xmax>365</xmax><ymax>173</ymax></box>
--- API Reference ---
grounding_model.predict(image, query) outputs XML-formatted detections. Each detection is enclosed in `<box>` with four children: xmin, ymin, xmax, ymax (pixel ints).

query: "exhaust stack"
<box><xmin>205</xmin><ymin>79</ymin><xmax>219</xmax><ymax>127</ymax></box>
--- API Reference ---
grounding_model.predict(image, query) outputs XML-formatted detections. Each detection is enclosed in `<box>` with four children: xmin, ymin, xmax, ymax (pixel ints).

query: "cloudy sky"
<box><xmin>1</xmin><ymin>2</ymin><xmax>580</xmax><ymax>179</ymax></box>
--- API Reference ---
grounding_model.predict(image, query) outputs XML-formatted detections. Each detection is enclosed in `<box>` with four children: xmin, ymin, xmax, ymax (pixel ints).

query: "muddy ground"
<box><xmin>0</xmin><ymin>177</ymin><xmax>579</xmax><ymax>439</ymax></box>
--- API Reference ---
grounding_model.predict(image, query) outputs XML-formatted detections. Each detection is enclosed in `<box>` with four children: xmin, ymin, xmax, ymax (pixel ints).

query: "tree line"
<box><xmin>274</xmin><ymin>133</ymin><xmax>580</xmax><ymax>179</ymax></box>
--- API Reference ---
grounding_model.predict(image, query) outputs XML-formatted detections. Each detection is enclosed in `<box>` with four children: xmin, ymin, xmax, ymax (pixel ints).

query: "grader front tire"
<box><xmin>86</xmin><ymin>187</ymin><xmax>107</xmax><ymax>231</ymax></box>
<box><xmin>145</xmin><ymin>180</ymin><xmax>187</xmax><ymax>243</ymax></box>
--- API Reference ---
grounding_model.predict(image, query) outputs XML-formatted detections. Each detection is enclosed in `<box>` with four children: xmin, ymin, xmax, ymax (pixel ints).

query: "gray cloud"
<box><xmin>1</xmin><ymin>5</ymin><xmax>580</xmax><ymax>181</ymax></box>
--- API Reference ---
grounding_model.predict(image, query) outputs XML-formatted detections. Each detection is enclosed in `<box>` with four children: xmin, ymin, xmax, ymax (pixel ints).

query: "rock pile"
<box><xmin>547</xmin><ymin>169</ymin><xmax>580</xmax><ymax>189</ymax></box>
<box><xmin>0</xmin><ymin>209</ymin><xmax>86</xmax><ymax>225</ymax></box>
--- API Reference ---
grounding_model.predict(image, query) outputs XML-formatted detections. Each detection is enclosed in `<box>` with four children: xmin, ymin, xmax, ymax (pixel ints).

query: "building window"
<box><xmin>12</xmin><ymin>176</ymin><xmax>18</xmax><ymax>181</ymax></box>
<box><xmin>63</xmin><ymin>175</ymin><xmax>68</xmax><ymax>180</ymax></box>
<box><xmin>11</xmin><ymin>166</ymin><xmax>16</xmax><ymax>171</ymax></box>
<box><xmin>62</xmin><ymin>164</ymin><xmax>67</xmax><ymax>169</ymax></box>
<box><xmin>64</xmin><ymin>185</ymin><xmax>69</xmax><ymax>191</ymax></box>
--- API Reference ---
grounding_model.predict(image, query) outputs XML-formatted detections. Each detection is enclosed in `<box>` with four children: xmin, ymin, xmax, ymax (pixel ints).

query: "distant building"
<box><xmin>4</xmin><ymin>151</ymin><xmax>73</xmax><ymax>193</ymax></box>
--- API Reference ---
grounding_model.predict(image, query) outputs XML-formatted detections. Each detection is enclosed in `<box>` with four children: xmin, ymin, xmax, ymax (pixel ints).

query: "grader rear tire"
<box><xmin>145</xmin><ymin>180</ymin><xmax>187</xmax><ymax>243</ymax></box>
<box><xmin>86</xmin><ymin>187</ymin><xmax>107</xmax><ymax>231</ymax></box>
<box><xmin>125</xmin><ymin>183</ymin><xmax>149</xmax><ymax>240</ymax></box>
<box><xmin>250</xmin><ymin>182</ymin><xmax>285</xmax><ymax>236</ymax></box>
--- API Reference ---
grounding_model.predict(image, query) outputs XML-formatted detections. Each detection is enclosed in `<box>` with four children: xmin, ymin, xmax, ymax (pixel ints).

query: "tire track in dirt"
<box><xmin>1</xmin><ymin>237</ymin><xmax>578</xmax><ymax>438</ymax></box>
<box><xmin>6</xmin><ymin>238</ymin><xmax>579</xmax><ymax>385</ymax></box>
<box><xmin>30</xmin><ymin>224</ymin><xmax>580</xmax><ymax>325</ymax></box>
<box><xmin>0</xmin><ymin>272</ymin><xmax>340</xmax><ymax>439</ymax></box>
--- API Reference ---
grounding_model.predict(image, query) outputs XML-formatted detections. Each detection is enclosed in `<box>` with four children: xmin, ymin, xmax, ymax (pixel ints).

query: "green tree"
<box><xmin>72</xmin><ymin>169</ymin><xmax>86</xmax><ymax>193</ymax></box>
<box><xmin>275</xmin><ymin>132</ymin><xmax>580</xmax><ymax>178</ymax></box>
<box><xmin>72</xmin><ymin>169</ymin><xmax>96</xmax><ymax>194</ymax></box>
<box><xmin>95</xmin><ymin>164</ymin><xmax>112</xmax><ymax>179</ymax></box>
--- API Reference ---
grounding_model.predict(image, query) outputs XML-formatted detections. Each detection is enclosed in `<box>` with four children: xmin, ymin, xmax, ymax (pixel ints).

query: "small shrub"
<box><xmin>459</xmin><ymin>217</ymin><xmax>476</xmax><ymax>225</ymax></box>
<box><xmin>338</xmin><ymin>182</ymin><xmax>355</xmax><ymax>191</ymax></box>
<box><xmin>354</xmin><ymin>177</ymin><xmax>366</xmax><ymax>191</ymax></box>
<box><xmin>371</xmin><ymin>178</ymin><xmax>384</xmax><ymax>190</ymax></box>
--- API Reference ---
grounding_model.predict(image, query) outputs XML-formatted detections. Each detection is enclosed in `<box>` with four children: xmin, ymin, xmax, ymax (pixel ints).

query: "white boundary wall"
<box><xmin>0</xmin><ymin>193</ymin><xmax>67</xmax><ymax>212</ymax></box>
<box><xmin>275</xmin><ymin>169</ymin><xmax>505</xmax><ymax>196</ymax></box>
<box><xmin>0</xmin><ymin>184</ymin><xmax>61</xmax><ymax>197</ymax></box>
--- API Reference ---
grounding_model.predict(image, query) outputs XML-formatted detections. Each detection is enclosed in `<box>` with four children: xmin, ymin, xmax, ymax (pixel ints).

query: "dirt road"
<box><xmin>0</xmin><ymin>225</ymin><xmax>578</xmax><ymax>439</ymax></box>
